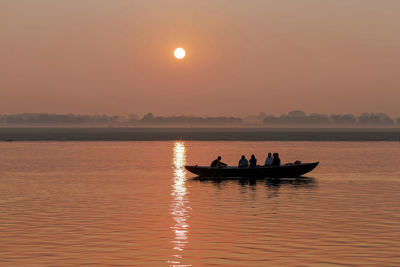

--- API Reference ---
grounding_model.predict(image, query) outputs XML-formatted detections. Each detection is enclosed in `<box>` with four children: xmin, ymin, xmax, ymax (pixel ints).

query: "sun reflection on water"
<box><xmin>168</xmin><ymin>141</ymin><xmax>191</xmax><ymax>266</ymax></box>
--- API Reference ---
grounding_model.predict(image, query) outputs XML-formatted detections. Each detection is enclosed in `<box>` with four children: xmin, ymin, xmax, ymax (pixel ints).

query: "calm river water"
<box><xmin>0</xmin><ymin>141</ymin><xmax>399</xmax><ymax>266</ymax></box>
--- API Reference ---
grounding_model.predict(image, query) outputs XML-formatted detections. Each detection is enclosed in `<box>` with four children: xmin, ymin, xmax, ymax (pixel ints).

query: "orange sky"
<box><xmin>1</xmin><ymin>0</ymin><xmax>400</xmax><ymax>116</ymax></box>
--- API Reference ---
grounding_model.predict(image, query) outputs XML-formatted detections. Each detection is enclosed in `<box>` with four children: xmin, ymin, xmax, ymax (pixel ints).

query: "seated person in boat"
<box><xmin>211</xmin><ymin>156</ymin><xmax>228</xmax><ymax>168</ymax></box>
<box><xmin>249</xmin><ymin>154</ymin><xmax>257</xmax><ymax>168</ymax></box>
<box><xmin>238</xmin><ymin>155</ymin><xmax>249</xmax><ymax>168</ymax></box>
<box><xmin>272</xmin><ymin>153</ymin><xmax>281</xmax><ymax>166</ymax></box>
<box><xmin>264</xmin><ymin>152</ymin><xmax>273</xmax><ymax>166</ymax></box>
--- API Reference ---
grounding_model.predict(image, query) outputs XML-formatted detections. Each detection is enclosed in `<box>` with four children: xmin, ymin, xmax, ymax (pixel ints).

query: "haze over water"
<box><xmin>2</xmin><ymin>1</ymin><xmax>400</xmax><ymax>116</ymax></box>
<box><xmin>1</xmin><ymin>141</ymin><xmax>399</xmax><ymax>266</ymax></box>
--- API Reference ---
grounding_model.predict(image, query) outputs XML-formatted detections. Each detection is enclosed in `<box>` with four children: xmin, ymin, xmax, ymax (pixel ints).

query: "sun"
<box><xmin>174</xmin><ymin>48</ymin><xmax>186</xmax><ymax>59</ymax></box>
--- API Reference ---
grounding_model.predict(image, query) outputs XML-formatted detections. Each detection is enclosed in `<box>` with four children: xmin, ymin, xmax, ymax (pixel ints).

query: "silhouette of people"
<box><xmin>272</xmin><ymin>153</ymin><xmax>281</xmax><ymax>166</ymax></box>
<box><xmin>211</xmin><ymin>156</ymin><xmax>227</xmax><ymax>168</ymax></box>
<box><xmin>249</xmin><ymin>154</ymin><xmax>257</xmax><ymax>168</ymax></box>
<box><xmin>265</xmin><ymin>152</ymin><xmax>273</xmax><ymax>166</ymax></box>
<box><xmin>238</xmin><ymin>155</ymin><xmax>249</xmax><ymax>168</ymax></box>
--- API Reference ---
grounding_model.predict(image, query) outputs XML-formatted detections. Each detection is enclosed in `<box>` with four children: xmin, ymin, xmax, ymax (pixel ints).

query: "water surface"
<box><xmin>0</xmin><ymin>141</ymin><xmax>399</xmax><ymax>266</ymax></box>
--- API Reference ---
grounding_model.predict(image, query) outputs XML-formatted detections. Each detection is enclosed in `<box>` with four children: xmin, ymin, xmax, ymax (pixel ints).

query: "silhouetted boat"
<box><xmin>185</xmin><ymin>162</ymin><xmax>319</xmax><ymax>178</ymax></box>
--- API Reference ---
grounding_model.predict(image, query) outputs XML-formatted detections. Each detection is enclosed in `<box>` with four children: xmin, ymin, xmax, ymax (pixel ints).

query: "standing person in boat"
<box><xmin>249</xmin><ymin>154</ymin><xmax>257</xmax><ymax>168</ymax></box>
<box><xmin>272</xmin><ymin>153</ymin><xmax>281</xmax><ymax>166</ymax></box>
<box><xmin>238</xmin><ymin>155</ymin><xmax>249</xmax><ymax>168</ymax></box>
<box><xmin>265</xmin><ymin>152</ymin><xmax>273</xmax><ymax>166</ymax></box>
<box><xmin>211</xmin><ymin>156</ymin><xmax>228</xmax><ymax>168</ymax></box>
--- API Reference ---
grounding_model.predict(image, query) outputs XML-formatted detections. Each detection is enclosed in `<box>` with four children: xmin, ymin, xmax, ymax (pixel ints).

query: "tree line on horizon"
<box><xmin>261</xmin><ymin>111</ymin><xmax>399</xmax><ymax>126</ymax></box>
<box><xmin>0</xmin><ymin>111</ymin><xmax>399</xmax><ymax>126</ymax></box>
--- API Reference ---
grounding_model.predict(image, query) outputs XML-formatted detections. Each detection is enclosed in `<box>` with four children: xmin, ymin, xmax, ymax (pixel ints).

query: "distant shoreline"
<box><xmin>1</xmin><ymin>128</ymin><xmax>399</xmax><ymax>141</ymax></box>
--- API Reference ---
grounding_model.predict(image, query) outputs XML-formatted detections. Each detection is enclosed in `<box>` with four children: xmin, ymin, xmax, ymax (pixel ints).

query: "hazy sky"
<box><xmin>1</xmin><ymin>0</ymin><xmax>400</xmax><ymax>116</ymax></box>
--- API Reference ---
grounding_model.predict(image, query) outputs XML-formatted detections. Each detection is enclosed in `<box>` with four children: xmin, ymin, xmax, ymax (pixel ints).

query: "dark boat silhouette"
<box><xmin>185</xmin><ymin>162</ymin><xmax>319</xmax><ymax>178</ymax></box>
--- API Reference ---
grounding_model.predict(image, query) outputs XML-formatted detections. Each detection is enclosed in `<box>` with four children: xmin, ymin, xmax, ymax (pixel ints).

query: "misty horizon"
<box><xmin>1</xmin><ymin>110</ymin><xmax>400</xmax><ymax>127</ymax></box>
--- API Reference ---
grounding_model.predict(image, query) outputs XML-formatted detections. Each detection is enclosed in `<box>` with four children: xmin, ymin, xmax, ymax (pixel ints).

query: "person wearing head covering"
<box><xmin>272</xmin><ymin>153</ymin><xmax>281</xmax><ymax>166</ymax></box>
<box><xmin>238</xmin><ymin>155</ymin><xmax>249</xmax><ymax>168</ymax></box>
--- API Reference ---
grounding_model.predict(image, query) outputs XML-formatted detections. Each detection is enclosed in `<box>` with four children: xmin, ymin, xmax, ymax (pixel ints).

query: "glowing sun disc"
<box><xmin>174</xmin><ymin>48</ymin><xmax>186</xmax><ymax>59</ymax></box>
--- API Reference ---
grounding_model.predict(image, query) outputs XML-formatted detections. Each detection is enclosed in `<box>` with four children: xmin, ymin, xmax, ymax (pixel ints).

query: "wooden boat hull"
<box><xmin>185</xmin><ymin>162</ymin><xmax>319</xmax><ymax>178</ymax></box>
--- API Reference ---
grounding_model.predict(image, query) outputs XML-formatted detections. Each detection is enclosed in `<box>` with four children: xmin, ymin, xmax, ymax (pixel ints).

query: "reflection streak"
<box><xmin>169</xmin><ymin>142</ymin><xmax>191</xmax><ymax>266</ymax></box>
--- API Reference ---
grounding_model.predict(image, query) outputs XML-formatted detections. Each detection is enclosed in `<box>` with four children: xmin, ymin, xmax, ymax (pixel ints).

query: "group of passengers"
<box><xmin>238</xmin><ymin>153</ymin><xmax>281</xmax><ymax>168</ymax></box>
<box><xmin>211</xmin><ymin>153</ymin><xmax>281</xmax><ymax>168</ymax></box>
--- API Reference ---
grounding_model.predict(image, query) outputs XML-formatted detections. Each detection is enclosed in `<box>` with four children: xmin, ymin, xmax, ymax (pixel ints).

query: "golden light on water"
<box><xmin>169</xmin><ymin>141</ymin><xmax>191</xmax><ymax>266</ymax></box>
